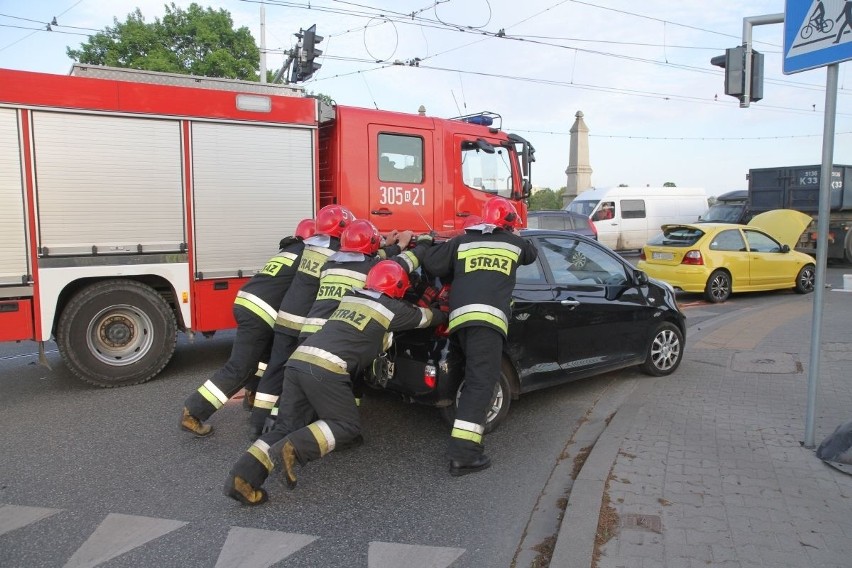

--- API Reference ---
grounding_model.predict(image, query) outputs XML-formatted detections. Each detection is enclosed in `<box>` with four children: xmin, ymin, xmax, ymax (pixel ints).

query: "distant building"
<box><xmin>563</xmin><ymin>110</ymin><xmax>593</xmax><ymax>207</ymax></box>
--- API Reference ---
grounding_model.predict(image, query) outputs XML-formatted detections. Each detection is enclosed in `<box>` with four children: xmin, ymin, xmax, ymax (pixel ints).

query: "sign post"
<box><xmin>783</xmin><ymin>1</ymin><xmax>849</xmax><ymax>447</ymax></box>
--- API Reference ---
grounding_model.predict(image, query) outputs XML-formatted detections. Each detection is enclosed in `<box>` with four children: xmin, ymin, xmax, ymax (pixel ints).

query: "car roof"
<box><xmin>527</xmin><ymin>210</ymin><xmax>588</xmax><ymax>218</ymax></box>
<box><xmin>520</xmin><ymin>228</ymin><xmax>598</xmax><ymax>243</ymax></box>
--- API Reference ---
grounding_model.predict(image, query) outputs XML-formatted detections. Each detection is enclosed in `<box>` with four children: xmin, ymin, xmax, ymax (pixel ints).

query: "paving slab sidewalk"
<box><xmin>551</xmin><ymin>289</ymin><xmax>852</xmax><ymax>568</ymax></box>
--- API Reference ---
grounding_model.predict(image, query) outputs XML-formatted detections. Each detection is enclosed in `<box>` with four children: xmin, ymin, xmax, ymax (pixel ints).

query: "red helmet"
<box><xmin>462</xmin><ymin>215</ymin><xmax>483</xmax><ymax>229</ymax></box>
<box><xmin>295</xmin><ymin>219</ymin><xmax>316</xmax><ymax>240</ymax></box>
<box><xmin>365</xmin><ymin>260</ymin><xmax>410</xmax><ymax>299</ymax></box>
<box><xmin>482</xmin><ymin>197</ymin><xmax>521</xmax><ymax>230</ymax></box>
<box><xmin>340</xmin><ymin>220</ymin><xmax>381</xmax><ymax>254</ymax></box>
<box><xmin>316</xmin><ymin>205</ymin><xmax>356</xmax><ymax>238</ymax></box>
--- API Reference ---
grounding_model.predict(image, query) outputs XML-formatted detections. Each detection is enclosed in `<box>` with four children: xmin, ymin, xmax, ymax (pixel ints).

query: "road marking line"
<box><xmin>214</xmin><ymin>527</ymin><xmax>318</xmax><ymax>567</ymax></box>
<box><xmin>0</xmin><ymin>504</ymin><xmax>61</xmax><ymax>537</ymax></box>
<box><xmin>63</xmin><ymin>513</ymin><xmax>186</xmax><ymax>568</ymax></box>
<box><xmin>368</xmin><ymin>542</ymin><xmax>465</xmax><ymax>568</ymax></box>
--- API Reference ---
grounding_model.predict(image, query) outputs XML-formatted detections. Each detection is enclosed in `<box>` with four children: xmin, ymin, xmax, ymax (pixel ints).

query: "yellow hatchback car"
<box><xmin>637</xmin><ymin>209</ymin><xmax>816</xmax><ymax>303</ymax></box>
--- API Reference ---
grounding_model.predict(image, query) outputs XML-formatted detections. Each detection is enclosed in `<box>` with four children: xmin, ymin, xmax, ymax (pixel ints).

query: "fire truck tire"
<box><xmin>440</xmin><ymin>359</ymin><xmax>514</xmax><ymax>434</ymax></box>
<box><xmin>57</xmin><ymin>280</ymin><xmax>177</xmax><ymax>388</ymax></box>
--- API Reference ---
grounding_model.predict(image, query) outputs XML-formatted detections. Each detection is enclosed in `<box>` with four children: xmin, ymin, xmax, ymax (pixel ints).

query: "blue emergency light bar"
<box><xmin>452</xmin><ymin>111</ymin><xmax>502</xmax><ymax>129</ymax></box>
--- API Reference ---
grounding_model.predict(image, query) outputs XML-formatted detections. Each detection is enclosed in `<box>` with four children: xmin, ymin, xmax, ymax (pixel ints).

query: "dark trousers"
<box><xmin>447</xmin><ymin>326</ymin><xmax>504</xmax><ymax>462</ymax></box>
<box><xmin>249</xmin><ymin>331</ymin><xmax>299</xmax><ymax>430</ymax></box>
<box><xmin>184</xmin><ymin>306</ymin><xmax>272</xmax><ymax>421</ymax></box>
<box><xmin>231</xmin><ymin>366</ymin><xmax>361</xmax><ymax>487</ymax></box>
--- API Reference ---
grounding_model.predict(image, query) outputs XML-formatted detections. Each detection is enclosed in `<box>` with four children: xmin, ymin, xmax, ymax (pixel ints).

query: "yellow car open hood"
<box><xmin>747</xmin><ymin>209</ymin><xmax>813</xmax><ymax>248</ymax></box>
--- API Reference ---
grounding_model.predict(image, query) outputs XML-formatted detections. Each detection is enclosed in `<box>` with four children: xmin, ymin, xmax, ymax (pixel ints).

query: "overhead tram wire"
<box><xmin>0</xmin><ymin>0</ymin><xmax>86</xmax><ymax>51</ymax></box>
<box><xmin>247</xmin><ymin>0</ymin><xmax>847</xmax><ymax>98</ymax></box>
<box><xmin>506</xmin><ymin>129</ymin><xmax>852</xmax><ymax>141</ymax></box>
<box><xmin>308</xmin><ymin>55</ymin><xmax>851</xmax><ymax>117</ymax></box>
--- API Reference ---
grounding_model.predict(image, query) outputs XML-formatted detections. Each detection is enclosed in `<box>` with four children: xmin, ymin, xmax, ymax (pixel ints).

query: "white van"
<box><xmin>565</xmin><ymin>187</ymin><xmax>707</xmax><ymax>251</ymax></box>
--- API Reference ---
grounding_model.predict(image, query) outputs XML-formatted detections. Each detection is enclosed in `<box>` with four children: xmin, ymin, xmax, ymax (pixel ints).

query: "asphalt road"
<box><xmin>0</xmin><ymin>264</ymin><xmax>848</xmax><ymax>567</ymax></box>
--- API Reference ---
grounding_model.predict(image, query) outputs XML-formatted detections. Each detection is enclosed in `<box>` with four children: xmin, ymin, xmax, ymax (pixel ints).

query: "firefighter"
<box><xmin>257</xmin><ymin>220</ymin><xmax>430</xmax><ymax>434</ymax></box>
<box><xmin>299</xmin><ymin>220</ymin><xmax>426</xmax><ymax>407</ymax></box>
<box><xmin>248</xmin><ymin>204</ymin><xmax>356</xmax><ymax>438</ymax></box>
<box><xmin>224</xmin><ymin>261</ymin><xmax>447</xmax><ymax>505</ymax></box>
<box><xmin>179</xmin><ymin>218</ymin><xmax>316</xmax><ymax>437</ymax></box>
<box><xmin>298</xmin><ymin>219</ymin><xmax>423</xmax><ymax>340</ymax></box>
<box><xmin>420</xmin><ymin>196</ymin><xmax>537</xmax><ymax>476</ymax></box>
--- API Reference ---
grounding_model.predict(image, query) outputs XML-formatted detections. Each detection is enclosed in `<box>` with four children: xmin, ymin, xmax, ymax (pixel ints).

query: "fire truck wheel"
<box><xmin>57</xmin><ymin>280</ymin><xmax>177</xmax><ymax>388</ymax></box>
<box><xmin>440</xmin><ymin>359</ymin><xmax>515</xmax><ymax>434</ymax></box>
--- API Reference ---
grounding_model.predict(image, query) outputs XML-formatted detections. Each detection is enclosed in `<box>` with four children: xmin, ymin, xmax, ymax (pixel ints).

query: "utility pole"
<box><xmin>259</xmin><ymin>4</ymin><xmax>267</xmax><ymax>84</ymax></box>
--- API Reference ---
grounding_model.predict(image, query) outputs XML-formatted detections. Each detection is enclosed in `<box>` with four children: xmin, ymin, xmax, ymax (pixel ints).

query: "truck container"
<box><xmin>748</xmin><ymin>165</ymin><xmax>852</xmax><ymax>262</ymax></box>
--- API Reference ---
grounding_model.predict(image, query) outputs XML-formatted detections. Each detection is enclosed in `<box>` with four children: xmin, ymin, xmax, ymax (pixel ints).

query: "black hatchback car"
<box><xmin>366</xmin><ymin>229</ymin><xmax>686</xmax><ymax>432</ymax></box>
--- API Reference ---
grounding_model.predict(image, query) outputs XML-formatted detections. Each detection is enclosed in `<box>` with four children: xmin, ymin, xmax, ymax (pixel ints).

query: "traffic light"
<box><xmin>710</xmin><ymin>46</ymin><xmax>764</xmax><ymax>104</ymax></box>
<box><xmin>297</xmin><ymin>25</ymin><xmax>323</xmax><ymax>82</ymax></box>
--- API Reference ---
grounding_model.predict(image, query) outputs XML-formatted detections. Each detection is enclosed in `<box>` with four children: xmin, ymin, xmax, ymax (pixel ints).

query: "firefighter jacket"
<box><xmin>298</xmin><ymin>243</ymin><xmax>429</xmax><ymax>338</ymax></box>
<box><xmin>274</xmin><ymin>235</ymin><xmax>340</xmax><ymax>336</ymax></box>
<box><xmin>420</xmin><ymin>226</ymin><xmax>537</xmax><ymax>337</ymax></box>
<box><xmin>233</xmin><ymin>237</ymin><xmax>305</xmax><ymax>328</ymax></box>
<box><xmin>287</xmin><ymin>288</ymin><xmax>447</xmax><ymax>380</ymax></box>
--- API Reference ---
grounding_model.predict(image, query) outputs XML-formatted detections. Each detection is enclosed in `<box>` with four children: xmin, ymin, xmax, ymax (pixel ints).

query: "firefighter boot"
<box><xmin>449</xmin><ymin>454</ymin><xmax>492</xmax><ymax>477</ymax></box>
<box><xmin>271</xmin><ymin>440</ymin><xmax>299</xmax><ymax>490</ymax></box>
<box><xmin>223</xmin><ymin>475</ymin><xmax>268</xmax><ymax>506</ymax></box>
<box><xmin>180</xmin><ymin>407</ymin><xmax>212</xmax><ymax>437</ymax></box>
<box><xmin>242</xmin><ymin>389</ymin><xmax>256</xmax><ymax>411</ymax></box>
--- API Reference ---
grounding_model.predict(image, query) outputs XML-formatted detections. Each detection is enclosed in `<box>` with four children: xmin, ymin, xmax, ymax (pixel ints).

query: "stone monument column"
<box><xmin>564</xmin><ymin>110</ymin><xmax>593</xmax><ymax>207</ymax></box>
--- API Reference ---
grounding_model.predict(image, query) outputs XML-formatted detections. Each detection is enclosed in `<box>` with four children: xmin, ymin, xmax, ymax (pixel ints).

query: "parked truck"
<box><xmin>701</xmin><ymin>165</ymin><xmax>852</xmax><ymax>262</ymax></box>
<box><xmin>0</xmin><ymin>65</ymin><xmax>534</xmax><ymax>387</ymax></box>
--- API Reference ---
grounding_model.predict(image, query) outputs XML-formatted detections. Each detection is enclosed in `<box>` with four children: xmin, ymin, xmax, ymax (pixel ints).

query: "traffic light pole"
<box><xmin>740</xmin><ymin>13</ymin><xmax>783</xmax><ymax>108</ymax></box>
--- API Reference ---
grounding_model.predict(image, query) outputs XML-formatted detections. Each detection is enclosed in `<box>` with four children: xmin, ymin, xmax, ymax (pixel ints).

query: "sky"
<box><xmin>1</xmin><ymin>0</ymin><xmax>851</xmax><ymax>198</ymax></box>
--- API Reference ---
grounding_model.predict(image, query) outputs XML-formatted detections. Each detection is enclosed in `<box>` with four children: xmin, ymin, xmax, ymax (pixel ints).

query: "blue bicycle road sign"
<box><xmin>785</xmin><ymin>0</ymin><xmax>852</xmax><ymax>73</ymax></box>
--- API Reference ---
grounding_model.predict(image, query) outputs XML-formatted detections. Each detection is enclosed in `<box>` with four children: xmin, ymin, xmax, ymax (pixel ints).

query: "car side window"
<box><xmin>538</xmin><ymin>216</ymin><xmax>567</xmax><ymax>230</ymax></box>
<box><xmin>744</xmin><ymin>230</ymin><xmax>782</xmax><ymax>253</ymax></box>
<box><xmin>620</xmin><ymin>199</ymin><xmax>646</xmax><ymax>219</ymax></box>
<box><xmin>709</xmin><ymin>229</ymin><xmax>746</xmax><ymax>252</ymax></box>
<box><xmin>516</xmin><ymin>255</ymin><xmax>547</xmax><ymax>283</ymax></box>
<box><xmin>538</xmin><ymin>236</ymin><xmax>628</xmax><ymax>285</ymax></box>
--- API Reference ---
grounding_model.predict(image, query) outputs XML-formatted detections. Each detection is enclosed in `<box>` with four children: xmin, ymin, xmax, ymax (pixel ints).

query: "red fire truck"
<box><xmin>0</xmin><ymin>65</ymin><xmax>534</xmax><ymax>387</ymax></box>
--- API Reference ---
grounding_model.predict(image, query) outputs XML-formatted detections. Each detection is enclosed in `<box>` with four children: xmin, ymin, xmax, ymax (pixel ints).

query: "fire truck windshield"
<box><xmin>461</xmin><ymin>143</ymin><xmax>515</xmax><ymax>198</ymax></box>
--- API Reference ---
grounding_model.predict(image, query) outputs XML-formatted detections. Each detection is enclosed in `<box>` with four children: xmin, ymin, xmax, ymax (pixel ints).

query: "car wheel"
<box><xmin>639</xmin><ymin>322</ymin><xmax>684</xmax><ymax>376</ymax></box>
<box><xmin>794</xmin><ymin>264</ymin><xmax>816</xmax><ymax>294</ymax></box>
<box><xmin>704</xmin><ymin>270</ymin><xmax>731</xmax><ymax>303</ymax></box>
<box><xmin>440</xmin><ymin>359</ymin><xmax>514</xmax><ymax>434</ymax></box>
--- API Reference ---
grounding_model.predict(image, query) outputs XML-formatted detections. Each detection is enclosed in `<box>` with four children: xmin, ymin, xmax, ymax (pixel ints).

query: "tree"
<box><xmin>528</xmin><ymin>188</ymin><xmax>563</xmax><ymax>211</ymax></box>
<box><xmin>67</xmin><ymin>3</ymin><xmax>259</xmax><ymax>80</ymax></box>
<box><xmin>663</xmin><ymin>181</ymin><xmax>677</xmax><ymax>187</ymax></box>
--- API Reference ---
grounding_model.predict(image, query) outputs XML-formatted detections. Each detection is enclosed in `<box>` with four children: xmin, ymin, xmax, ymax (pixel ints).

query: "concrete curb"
<box><xmin>549</xmin><ymin>378</ymin><xmax>657</xmax><ymax>567</ymax></box>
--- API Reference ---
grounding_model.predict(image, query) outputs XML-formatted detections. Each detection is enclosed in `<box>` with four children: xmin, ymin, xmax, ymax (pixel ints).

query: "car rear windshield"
<box><xmin>648</xmin><ymin>227</ymin><xmax>705</xmax><ymax>247</ymax></box>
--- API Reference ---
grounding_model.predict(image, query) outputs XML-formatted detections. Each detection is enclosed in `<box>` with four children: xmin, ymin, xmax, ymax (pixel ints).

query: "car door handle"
<box><xmin>371</xmin><ymin>208</ymin><xmax>393</xmax><ymax>216</ymax></box>
<box><xmin>561</xmin><ymin>299</ymin><xmax>580</xmax><ymax>309</ymax></box>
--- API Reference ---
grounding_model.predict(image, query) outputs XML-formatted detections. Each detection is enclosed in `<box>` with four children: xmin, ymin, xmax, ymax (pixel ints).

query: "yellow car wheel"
<box><xmin>794</xmin><ymin>264</ymin><xmax>816</xmax><ymax>294</ymax></box>
<box><xmin>704</xmin><ymin>270</ymin><xmax>731</xmax><ymax>303</ymax></box>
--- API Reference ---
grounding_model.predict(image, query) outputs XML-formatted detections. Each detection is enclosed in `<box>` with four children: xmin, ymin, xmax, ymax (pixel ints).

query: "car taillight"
<box><xmin>639</xmin><ymin>248</ymin><xmax>646</xmax><ymax>260</ymax></box>
<box><xmin>423</xmin><ymin>363</ymin><xmax>437</xmax><ymax>389</ymax></box>
<box><xmin>681</xmin><ymin>250</ymin><xmax>703</xmax><ymax>265</ymax></box>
